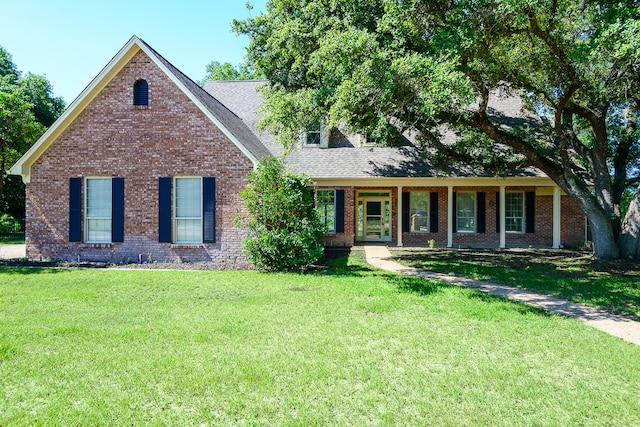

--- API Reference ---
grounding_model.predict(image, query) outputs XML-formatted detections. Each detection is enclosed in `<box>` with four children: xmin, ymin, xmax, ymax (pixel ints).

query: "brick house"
<box><xmin>9</xmin><ymin>36</ymin><xmax>586</xmax><ymax>263</ymax></box>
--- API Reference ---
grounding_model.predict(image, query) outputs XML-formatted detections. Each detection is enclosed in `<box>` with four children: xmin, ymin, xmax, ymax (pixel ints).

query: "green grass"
<box><xmin>392</xmin><ymin>249</ymin><xmax>640</xmax><ymax>321</ymax></box>
<box><xmin>1</xmin><ymin>251</ymin><xmax>640</xmax><ymax>425</ymax></box>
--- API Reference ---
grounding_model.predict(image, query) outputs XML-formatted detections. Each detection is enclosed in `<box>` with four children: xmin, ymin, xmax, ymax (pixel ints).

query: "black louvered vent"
<box><xmin>133</xmin><ymin>79</ymin><xmax>149</xmax><ymax>106</ymax></box>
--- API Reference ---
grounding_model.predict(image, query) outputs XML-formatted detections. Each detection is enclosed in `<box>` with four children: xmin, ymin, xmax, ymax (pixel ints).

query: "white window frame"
<box><xmin>505</xmin><ymin>191</ymin><xmax>525</xmax><ymax>233</ymax></box>
<box><xmin>84</xmin><ymin>177</ymin><xmax>112</xmax><ymax>243</ymax></box>
<box><xmin>173</xmin><ymin>176</ymin><xmax>203</xmax><ymax>244</ymax></box>
<box><xmin>304</xmin><ymin>121</ymin><xmax>321</xmax><ymax>146</ymax></box>
<box><xmin>456</xmin><ymin>192</ymin><xmax>476</xmax><ymax>233</ymax></box>
<box><xmin>410</xmin><ymin>191</ymin><xmax>429</xmax><ymax>233</ymax></box>
<box><xmin>316</xmin><ymin>189</ymin><xmax>336</xmax><ymax>234</ymax></box>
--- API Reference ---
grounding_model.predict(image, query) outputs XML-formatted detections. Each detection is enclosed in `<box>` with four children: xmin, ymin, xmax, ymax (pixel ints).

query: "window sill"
<box><xmin>133</xmin><ymin>105</ymin><xmax>150</xmax><ymax>110</ymax></box>
<box><xmin>80</xmin><ymin>243</ymin><xmax>112</xmax><ymax>249</ymax></box>
<box><xmin>170</xmin><ymin>244</ymin><xmax>203</xmax><ymax>249</ymax></box>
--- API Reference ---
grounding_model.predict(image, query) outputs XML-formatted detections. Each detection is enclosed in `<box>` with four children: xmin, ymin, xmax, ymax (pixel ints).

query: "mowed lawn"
<box><xmin>1</xmin><ymin>252</ymin><xmax>639</xmax><ymax>426</ymax></box>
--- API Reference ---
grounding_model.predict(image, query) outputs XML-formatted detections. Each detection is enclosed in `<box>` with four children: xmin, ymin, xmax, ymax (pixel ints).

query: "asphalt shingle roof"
<box><xmin>141</xmin><ymin>41</ymin><xmax>271</xmax><ymax>161</ymax></box>
<box><xmin>204</xmin><ymin>80</ymin><xmax>547</xmax><ymax>179</ymax></box>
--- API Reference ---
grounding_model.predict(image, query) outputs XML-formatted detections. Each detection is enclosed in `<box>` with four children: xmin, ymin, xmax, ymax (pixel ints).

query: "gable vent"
<box><xmin>133</xmin><ymin>79</ymin><xmax>149</xmax><ymax>106</ymax></box>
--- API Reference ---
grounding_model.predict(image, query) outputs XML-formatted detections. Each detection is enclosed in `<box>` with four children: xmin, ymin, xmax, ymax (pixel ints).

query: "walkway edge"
<box><xmin>364</xmin><ymin>245</ymin><xmax>640</xmax><ymax>346</ymax></box>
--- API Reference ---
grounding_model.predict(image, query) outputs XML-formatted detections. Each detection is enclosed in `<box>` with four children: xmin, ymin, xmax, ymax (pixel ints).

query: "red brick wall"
<box><xmin>397</xmin><ymin>186</ymin><xmax>584</xmax><ymax>249</ymax></box>
<box><xmin>316</xmin><ymin>185</ymin><xmax>585</xmax><ymax>249</ymax></box>
<box><xmin>26</xmin><ymin>50</ymin><xmax>254</xmax><ymax>263</ymax></box>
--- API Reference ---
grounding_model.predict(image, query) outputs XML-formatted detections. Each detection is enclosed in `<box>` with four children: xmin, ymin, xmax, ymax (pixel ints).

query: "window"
<box><xmin>316</xmin><ymin>190</ymin><xmax>336</xmax><ymax>233</ymax></box>
<box><xmin>456</xmin><ymin>192</ymin><xmax>476</xmax><ymax>232</ymax></box>
<box><xmin>133</xmin><ymin>79</ymin><xmax>149</xmax><ymax>106</ymax></box>
<box><xmin>85</xmin><ymin>178</ymin><xmax>112</xmax><ymax>243</ymax></box>
<box><xmin>505</xmin><ymin>192</ymin><xmax>524</xmax><ymax>233</ymax></box>
<box><xmin>410</xmin><ymin>191</ymin><xmax>429</xmax><ymax>233</ymax></box>
<box><xmin>174</xmin><ymin>177</ymin><xmax>202</xmax><ymax>244</ymax></box>
<box><xmin>305</xmin><ymin>121</ymin><xmax>321</xmax><ymax>145</ymax></box>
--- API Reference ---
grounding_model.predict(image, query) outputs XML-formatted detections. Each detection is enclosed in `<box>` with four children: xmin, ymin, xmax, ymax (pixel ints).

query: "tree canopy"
<box><xmin>0</xmin><ymin>46</ymin><xmax>65</xmax><ymax>219</ymax></box>
<box><xmin>234</xmin><ymin>0</ymin><xmax>640</xmax><ymax>259</ymax></box>
<box><xmin>198</xmin><ymin>60</ymin><xmax>259</xmax><ymax>85</ymax></box>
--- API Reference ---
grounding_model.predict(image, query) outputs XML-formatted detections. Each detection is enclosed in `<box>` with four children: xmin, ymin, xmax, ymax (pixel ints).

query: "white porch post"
<box><xmin>447</xmin><ymin>186</ymin><xmax>453</xmax><ymax>248</ymax></box>
<box><xmin>553</xmin><ymin>186</ymin><xmax>561</xmax><ymax>248</ymax></box>
<box><xmin>499</xmin><ymin>185</ymin><xmax>506</xmax><ymax>249</ymax></box>
<box><xmin>397</xmin><ymin>185</ymin><xmax>403</xmax><ymax>247</ymax></box>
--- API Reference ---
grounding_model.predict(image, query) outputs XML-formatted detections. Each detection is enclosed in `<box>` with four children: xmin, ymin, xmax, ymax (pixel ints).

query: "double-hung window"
<box><xmin>409</xmin><ymin>191</ymin><xmax>429</xmax><ymax>233</ymax></box>
<box><xmin>305</xmin><ymin>121</ymin><xmax>321</xmax><ymax>146</ymax></box>
<box><xmin>505</xmin><ymin>192</ymin><xmax>524</xmax><ymax>233</ymax></box>
<box><xmin>174</xmin><ymin>177</ymin><xmax>202</xmax><ymax>244</ymax></box>
<box><xmin>456</xmin><ymin>192</ymin><xmax>476</xmax><ymax>232</ymax></box>
<box><xmin>316</xmin><ymin>190</ymin><xmax>336</xmax><ymax>233</ymax></box>
<box><xmin>85</xmin><ymin>177</ymin><xmax>112</xmax><ymax>243</ymax></box>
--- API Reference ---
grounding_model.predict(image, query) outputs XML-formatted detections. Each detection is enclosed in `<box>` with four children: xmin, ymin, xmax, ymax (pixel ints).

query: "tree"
<box><xmin>198</xmin><ymin>60</ymin><xmax>259</xmax><ymax>85</ymax></box>
<box><xmin>238</xmin><ymin>156</ymin><xmax>324</xmax><ymax>271</ymax></box>
<box><xmin>0</xmin><ymin>46</ymin><xmax>65</xmax><ymax>219</ymax></box>
<box><xmin>234</xmin><ymin>0</ymin><xmax>640</xmax><ymax>260</ymax></box>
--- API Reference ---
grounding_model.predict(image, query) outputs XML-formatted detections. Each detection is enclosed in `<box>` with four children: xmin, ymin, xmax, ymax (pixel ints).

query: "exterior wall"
<box><xmin>25</xmin><ymin>50</ymin><xmax>253</xmax><ymax>263</ymax></box>
<box><xmin>319</xmin><ymin>186</ymin><xmax>355</xmax><ymax>247</ymax></box>
<box><xmin>314</xmin><ymin>185</ymin><xmax>586</xmax><ymax>249</ymax></box>
<box><xmin>561</xmin><ymin>196</ymin><xmax>587</xmax><ymax>248</ymax></box>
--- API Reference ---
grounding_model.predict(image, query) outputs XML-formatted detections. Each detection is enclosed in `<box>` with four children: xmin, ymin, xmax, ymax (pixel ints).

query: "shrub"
<box><xmin>239</xmin><ymin>156</ymin><xmax>324</xmax><ymax>271</ymax></box>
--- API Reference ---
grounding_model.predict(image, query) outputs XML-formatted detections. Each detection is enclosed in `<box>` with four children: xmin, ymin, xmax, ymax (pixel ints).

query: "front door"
<box><xmin>357</xmin><ymin>195</ymin><xmax>391</xmax><ymax>242</ymax></box>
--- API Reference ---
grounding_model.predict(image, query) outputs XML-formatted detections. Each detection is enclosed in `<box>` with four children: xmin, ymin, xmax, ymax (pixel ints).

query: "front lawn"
<box><xmin>1</xmin><ymin>252</ymin><xmax>639</xmax><ymax>425</ymax></box>
<box><xmin>392</xmin><ymin>248</ymin><xmax>640</xmax><ymax>321</ymax></box>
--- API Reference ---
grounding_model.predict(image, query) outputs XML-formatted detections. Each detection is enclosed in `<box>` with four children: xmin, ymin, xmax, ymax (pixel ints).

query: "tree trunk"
<box><xmin>619</xmin><ymin>186</ymin><xmax>640</xmax><ymax>260</ymax></box>
<box><xmin>588</xmin><ymin>213</ymin><xmax>621</xmax><ymax>260</ymax></box>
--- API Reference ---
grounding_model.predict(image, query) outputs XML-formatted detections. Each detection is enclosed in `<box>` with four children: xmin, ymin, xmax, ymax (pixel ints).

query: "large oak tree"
<box><xmin>235</xmin><ymin>0</ymin><xmax>640</xmax><ymax>259</ymax></box>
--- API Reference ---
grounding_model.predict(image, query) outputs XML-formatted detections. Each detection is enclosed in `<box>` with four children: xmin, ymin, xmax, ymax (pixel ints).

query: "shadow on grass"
<box><xmin>393</xmin><ymin>249</ymin><xmax>640</xmax><ymax>321</ymax></box>
<box><xmin>0</xmin><ymin>265</ymin><xmax>68</xmax><ymax>275</ymax></box>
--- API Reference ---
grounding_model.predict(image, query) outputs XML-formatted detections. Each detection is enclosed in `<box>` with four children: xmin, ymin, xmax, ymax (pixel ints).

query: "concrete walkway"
<box><xmin>364</xmin><ymin>245</ymin><xmax>640</xmax><ymax>346</ymax></box>
<box><xmin>0</xmin><ymin>244</ymin><xmax>25</xmax><ymax>259</ymax></box>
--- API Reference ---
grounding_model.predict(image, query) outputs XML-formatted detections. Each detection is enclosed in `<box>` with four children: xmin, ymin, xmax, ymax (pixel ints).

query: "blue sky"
<box><xmin>0</xmin><ymin>0</ymin><xmax>266</xmax><ymax>103</ymax></box>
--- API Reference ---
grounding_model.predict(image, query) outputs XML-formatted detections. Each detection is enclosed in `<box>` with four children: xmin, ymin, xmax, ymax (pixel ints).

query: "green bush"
<box><xmin>0</xmin><ymin>214</ymin><xmax>20</xmax><ymax>233</ymax></box>
<box><xmin>239</xmin><ymin>156</ymin><xmax>324</xmax><ymax>271</ymax></box>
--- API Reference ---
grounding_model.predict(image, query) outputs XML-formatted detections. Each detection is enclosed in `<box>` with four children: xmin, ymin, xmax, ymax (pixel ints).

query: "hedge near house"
<box><xmin>239</xmin><ymin>156</ymin><xmax>324</xmax><ymax>271</ymax></box>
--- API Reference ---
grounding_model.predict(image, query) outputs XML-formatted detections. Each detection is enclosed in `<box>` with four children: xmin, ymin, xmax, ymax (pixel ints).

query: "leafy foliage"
<box><xmin>198</xmin><ymin>60</ymin><xmax>259</xmax><ymax>85</ymax></box>
<box><xmin>235</xmin><ymin>0</ymin><xmax>640</xmax><ymax>259</ymax></box>
<box><xmin>239</xmin><ymin>156</ymin><xmax>324</xmax><ymax>270</ymax></box>
<box><xmin>0</xmin><ymin>45</ymin><xmax>65</xmax><ymax>219</ymax></box>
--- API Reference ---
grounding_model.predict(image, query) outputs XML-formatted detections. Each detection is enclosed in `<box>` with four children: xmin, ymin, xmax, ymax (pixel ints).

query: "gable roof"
<box><xmin>9</xmin><ymin>36</ymin><xmax>270</xmax><ymax>182</ymax></box>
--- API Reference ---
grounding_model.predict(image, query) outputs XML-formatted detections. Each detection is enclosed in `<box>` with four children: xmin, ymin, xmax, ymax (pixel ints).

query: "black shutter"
<box><xmin>477</xmin><ymin>192</ymin><xmax>486</xmax><ymax>233</ymax></box>
<box><xmin>496</xmin><ymin>192</ymin><xmax>501</xmax><ymax>233</ymax></box>
<box><xmin>203</xmin><ymin>177</ymin><xmax>216</xmax><ymax>243</ymax></box>
<box><xmin>526</xmin><ymin>191</ymin><xmax>535</xmax><ymax>233</ymax></box>
<box><xmin>452</xmin><ymin>192</ymin><xmax>457</xmax><ymax>232</ymax></box>
<box><xmin>335</xmin><ymin>189</ymin><xmax>345</xmax><ymax>233</ymax></box>
<box><xmin>158</xmin><ymin>177</ymin><xmax>172</xmax><ymax>243</ymax></box>
<box><xmin>310</xmin><ymin>189</ymin><xmax>315</xmax><ymax>207</ymax></box>
<box><xmin>111</xmin><ymin>178</ymin><xmax>125</xmax><ymax>242</ymax></box>
<box><xmin>402</xmin><ymin>192</ymin><xmax>410</xmax><ymax>233</ymax></box>
<box><xmin>69</xmin><ymin>177</ymin><xmax>82</xmax><ymax>242</ymax></box>
<box><xmin>429</xmin><ymin>192</ymin><xmax>439</xmax><ymax>233</ymax></box>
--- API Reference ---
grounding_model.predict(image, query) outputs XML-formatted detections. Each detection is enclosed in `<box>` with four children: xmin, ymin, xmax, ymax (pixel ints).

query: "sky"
<box><xmin>0</xmin><ymin>0</ymin><xmax>267</xmax><ymax>104</ymax></box>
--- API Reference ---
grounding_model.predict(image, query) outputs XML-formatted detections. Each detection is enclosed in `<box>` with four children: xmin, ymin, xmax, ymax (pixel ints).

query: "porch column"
<box><xmin>397</xmin><ymin>185</ymin><xmax>403</xmax><ymax>247</ymax></box>
<box><xmin>499</xmin><ymin>185</ymin><xmax>506</xmax><ymax>248</ymax></box>
<box><xmin>553</xmin><ymin>186</ymin><xmax>561</xmax><ymax>248</ymax></box>
<box><xmin>447</xmin><ymin>185</ymin><xmax>453</xmax><ymax>248</ymax></box>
